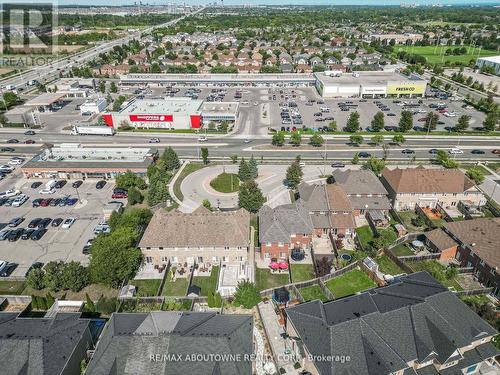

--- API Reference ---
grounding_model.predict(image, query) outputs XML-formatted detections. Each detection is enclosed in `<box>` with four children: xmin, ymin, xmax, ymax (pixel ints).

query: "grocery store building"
<box><xmin>21</xmin><ymin>143</ymin><xmax>157</xmax><ymax>180</ymax></box>
<box><xmin>102</xmin><ymin>98</ymin><xmax>239</xmax><ymax>130</ymax></box>
<box><xmin>314</xmin><ymin>71</ymin><xmax>427</xmax><ymax>98</ymax></box>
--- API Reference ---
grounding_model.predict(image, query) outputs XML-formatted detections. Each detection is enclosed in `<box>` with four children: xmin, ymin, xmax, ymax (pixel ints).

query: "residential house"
<box><xmin>309</xmin><ymin>56</ymin><xmax>324</xmax><ymax>66</ymax></box>
<box><xmin>285</xmin><ymin>272</ymin><xmax>499</xmax><ymax>375</ymax></box>
<box><xmin>381</xmin><ymin>167</ymin><xmax>486</xmax><ymax>211</ymax></box>
<box><xmin>452</xmin><ymin>218</ymin><xmax>500</xmax><ymax>297</ymax></box>
<box><xmin>86</xmin><ymin>312</ymin><xmax>253</xmax><ymax>375</ymax></box>
<box><xmin>331</xmin><ymin>169</ymin><xmax>391</xmax><ymax>219</ymax></box>
<box><xmin>259</xmin><ymin>202</ymin><xmax>313</xmax><ymax>261</ymax></box>
<box><xmin>293</xmin><ymin>53</ymin><xmax>310</xmax><ymax>65</ymax></box>
<box><xmin>93</xmin><ymin>64</ymin><xmax>131</xmax><ymax>76</ymax></box>
<box><xmin>0</xmin><ymin>312</ymin><xmax>95</xmax><ymax>375</ymax></box>
<box><xmin>138</xmin><ymin>207</ymin><xmax>250</xmax><ymax>268</ymax></box>
<box><xmin>279</xmin><ymin>52</ymin><xmax>293</xmax><ymax>65</ymax></box>
<box><xmin>281</xmin><ymin>63</ymin><xmax>294</xmax><ymax>73</ymax></box>
<box><xmin>424</xmin><ymin>228</ymin><xmax>459</xmax><ymax>261</ymax></box>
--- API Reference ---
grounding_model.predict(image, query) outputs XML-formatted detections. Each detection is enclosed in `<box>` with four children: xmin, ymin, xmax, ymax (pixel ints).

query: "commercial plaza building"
<box><xmin>476</xmin><ymin>55</ymin><xmax>500</xmax><ymax>75</ymax></box>
<box><xmin>21</xmin><ymin>143</ymin><xmax>157</xmax><ymax>179</ymax></box>
<box><xmin>101</xmin><ymin>98</ymin><xmax>239</xmax><ymax>130</ymax></box>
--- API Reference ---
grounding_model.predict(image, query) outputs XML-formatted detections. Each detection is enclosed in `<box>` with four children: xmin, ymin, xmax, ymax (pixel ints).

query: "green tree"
<box><xmin>207</xmin><ymin>291</ymin><xmax>215</xmax><ymax>307</ymax></box>
<box><xmin>483</xmin><ymin>111</ymin><xmax>498</xmax><ymax>132</ymax></box>
<box><xmin>85</xmin><ymin>293</ymin><xmax>96</xmax><ymax>313</ymax></box>
<box><xmin>127</xmin><ymin>187</ymin><xmax>144</xmax><ymax>205</ymax></box>
<box><xmin>310</xmin><ymin>133</ymin><xmax>324</xmax><ymax>147</ymax></box>
<box><xmin>230</xmin><ymin>155</ymin><xmax>238</xmax><ymax>164</ymax></box>
<box><xmin>424</xmin><ymin>111</ymin><xmax>439</xmax><ymax>131</ymax></box>
<box><xmin>363</xmin><ymin>157</ymin><xmax>386</xmax><ymax>176</ymax></box>
<box><xmin>248</xmin><ymin>155</ymin><xmax>258</xmax><ymax>179</ymax></box>
<box><xmin>202</xmin><ymin>199</ymin><xmax>212</xmax><ymax>211</ymax></box>
<box><xmin>436</xmin><ymin>150</ymin><xmax>459</xmax><ymax>169</ymax></box>
<box><xmin>214</xmin><ymin>292</ymin><xmax>222</xmax><ymax>308</ymax></box>
<box><xmin>98</xmin><ymin>80</ymin><xmax>106</xmax><ymax>93</ymax></box>
<box><xmin>371</xmin><ymin>111</ymin><xmax>384</xmax><ymax>132</ymax></box>
<box><xmin>26</xmin><ymin>268</ymin><xmax>45</xmax><ymax>290</ymax></box>
<box><xmin>0</xmin><ymin>113</ymin><xmax>7</xmax><ymax>126</ymax></box>
<box><xmin>89</xmin><ymin>227</ymin><xmax>143</xmax><ymax>288</ymax></box>
<box><xmin>238</xmin><ymin>158</ymin><xmax>252</xmax><ymax>182</ymax></box>
<box><xmin>43</xmin><ymin>261</ymin><xmax>65</xmax><ymax>292</ymax></box>
<box><xmin>286</xmin><ymin>161</ymin><xmax>304</xmax><ymax>189</ymax></box>
<box><xmin>109</xmin><ymin>81</ymin><xmax>118</xmax><ymax>93</ymax></box>
<box><xmin>455</xmin><ymin>114</ymin><xmax>470</xmax><ymax>132</ymax></box>
<box><xmin>466</xmin><ymin>167</ymin><xmax>485</xmax><ymax>185</ymax></box>
<box><xmin>398</xmin><ymin>110</ymin><xmax>413</xmax><ymax>132</ymax></box>
<box><xmin>201</xmin><ymin>147</ymin><xmax>209</xmax><ymax>164</ymax></box>
<box><xmin>272</xmin><ymin>132</ymin><xmax>285</xmax><ymax>146</ymax></box>
<box><xmin>349</xmin><ymin>134</ymin><xmax>363</xmax><ymax>145</ymax></box>
<box><xmin>46</xmin><ymin>293</ymin><xmax>55</xmax><ymax>309</ymax></box>
<box><xmin>352</xmin><ymin>153</ymin><xmax>360</xmax><ymax>165</ymax></box>
<box><xmin>328</xmin><ymin>120</ymin><xmax>337</xmax><ymax>131</ymax></box>
<box><xmin>346</xmin><ymin>111</ymin><xmax>360</xmax><ymax>132</ymax></box>
<box><xmin>290</xmin><ymin>131</ymin><xmax>302</xmax><ymax>146</ymax></box>
<box><xmin>371</xmin><ymin>134</ymin><xmax>384</xmax><ymax>146</ymax></box>
<box><xmin>161</xmin><ymin>147</ymin><xmax>180</xmax><ymax>171</ymax></box>
<box><xmin>62</xmin><ymin>261</ymin><xmax>90</xmax><ymax>292</ymax></box>
<box><xmin>392</xmin><ymin>134</ymin><xmax>406</xmax><ymax>144</ymax></box>
<box><xmin>116</xmin><ymin>171</ymin><xmax>147</xmax><ymax>190</ymax></box>
<box><xmin>238</xmin><ymin>180</ymin><xmax>265</xmax><ymax>213</ymax></box>
<box><xmin>233</xmin><ymin>281</ymin><xmax>261</xmax><ymax>309</ymax></box>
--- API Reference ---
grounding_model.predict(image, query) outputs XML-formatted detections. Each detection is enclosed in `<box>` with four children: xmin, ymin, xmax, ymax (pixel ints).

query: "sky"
<box><xmin>48</xmin><ymin>0</ymin><xmax>500</xmax><ymax>6</ymax></box>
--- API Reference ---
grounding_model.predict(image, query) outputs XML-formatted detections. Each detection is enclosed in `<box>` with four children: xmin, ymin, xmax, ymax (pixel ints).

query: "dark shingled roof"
<box><xmin>86</xmin><ymin>311</ymin><xmax>253</xmax><ymax>375</ymax></box>
<box><xmin>286</xmin><ymin>272</ymin><xmax>498</xmax><ymax>375</ymax></box>
<box><xmin>0</xmin><ymin>312</ymin><xmax>93</xmax><ymax>375</ymax></box>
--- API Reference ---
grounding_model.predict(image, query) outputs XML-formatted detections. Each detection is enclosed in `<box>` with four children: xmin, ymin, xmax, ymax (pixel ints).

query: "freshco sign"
<box><xmin>129</xmin><ymin>114</ymin><xmax>173</xmax><ymax>122</ymax></box>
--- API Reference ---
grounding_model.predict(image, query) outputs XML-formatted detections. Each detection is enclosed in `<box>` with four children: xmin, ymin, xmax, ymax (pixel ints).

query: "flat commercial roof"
<box><xmin>200</xmin><ymin>101</ymin><xmax>239</xmax><ymax>116</ymax></box>
<box><xmin>24</xmin><ymin>92</ymin><xmax>66</xmax><ymax>106</ymax></box>
<box><xmin>315</xmin><ymin>71</ymin><xmax>422</xmax><ymax>86</ymax></box>
<box><xmin>120</xmin><ymin>73</ymin><xmax>316</xmax><ymax>83</ymax></box>
<box><xmin>119</xmin><ymin>98</ymin><xmax>202</xmax><ymax>115</ymax></box>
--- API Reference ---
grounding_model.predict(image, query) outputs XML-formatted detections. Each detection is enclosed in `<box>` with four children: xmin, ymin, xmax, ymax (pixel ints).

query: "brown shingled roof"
<box><xmin>425</xmin><ymin>229</ymin><xmax>458</xmax><ymax>251</ymax></box>
<box><xmin>381</xmin><ymin>167</ymin><xmax>475</xmax><ymax>194</ymax></box>
<box><xmin>139</xmin><ymin>207</ymin><xmax>250</xmax><ymax>248</ymax></box>
<box><xmin>443</xmin><ymin>218</ymin><xmax>500</xmax><ymax>270</ymax></box>
<box><xmin>325</xmin><ymin>184</ymin><xmax>352</xmax><ymax>211</ymax></box>
<box><xmin>329</xmin><ymin>212</ymin><xmax>356</xmax><ymax>229</ymax></box>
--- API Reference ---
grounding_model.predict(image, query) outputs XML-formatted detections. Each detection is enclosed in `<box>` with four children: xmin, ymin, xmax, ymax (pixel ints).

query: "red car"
<box><xmin>492</xmin><ymin>149</ymin><xmax>500</xmax><ymax>155</ymax></box>
<box><xmin>112</xmin><ymin>192</ymin><xmax>128</xmax><ymax>199</ymax></box>
<box><xmin>40</xmin><ymin>198</ymin><xmax>52</xmax><ymax>207</ymax></box>
<box><xmin>25</xmin><ymin>140</ymin><xmax>36</xmax><ymax>144</ymax></box>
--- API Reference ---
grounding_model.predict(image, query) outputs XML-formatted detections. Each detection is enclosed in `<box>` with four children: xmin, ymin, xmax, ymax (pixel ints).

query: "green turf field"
<box><xmin>393</xmin><ymin>45</ymin><xmax>497</xmax><ymax>65</ymax></box>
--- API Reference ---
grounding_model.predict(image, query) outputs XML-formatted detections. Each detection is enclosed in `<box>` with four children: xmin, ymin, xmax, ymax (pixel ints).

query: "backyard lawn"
<box><xmin>375</xmin><ymin>255</ymin><xmax>403</xmax><ymax>275</ymax></box>
<box><xmin>191</xmin><ymin>266</ymin><xmax>220</xmax><ymax>296</ymax></box>
<box><xmin>162</xmin><ymin>268</ymin><xmax>189</xmax><ymax>296</ymax></box>
<box><xmin>210</xmin><ymin>173</ymin><xmax>240</xmax><ymax>193</ymax></box>
<box><xmin>325</xmin><ymin>269</ymin><xmax>376</xmax><ymax>299</ymax></box>
<box><xmin>299</xmin><ymin>285</ymin><xmax>328</xmax><ymax>302</ymax></box>
<box><xmin>255</xmin><ymin>268</ymin><xmax>289</xmax><ymax>291</ymax></box>
<box><xmin>407</xmin><ymin>260</ymin><xmax>463</xmax><ymax>291</ymax></box>
<box><xmin>390</xmin><ymin>243</ymin><xmax>414</xmax><ymax>256</ymax></box>
<box><xmin>290</xmin><ymin>264</ymin><xmax>316</xmax><ymax>283</ymax></box>
<box><xmin>130</xmin><ymin>279</ymin><xmax>161</xmax><ymax>297</ymax></box>
<box><xmin>0</xmin><ymin>280</ymin><xmax>26</xmax><ymax>295</ymax></box>
<box><xmin>356</xmin><ymin>226</ymin><xmax>375</xmax><ymax>249</ymax></box>
<box><xmin>393</xmin><ymin>45</ymin><xmax>497</xmax><ymax>65</ymax></box>
<box><xmin>22</xmin><ymin>283</ymin><xmax>118</xmax><ymax>301</ymax></box>
<box><xmin>398</xmin><ymin>210</ymin><xmax>427</xmax><ymax>232</ymax></box>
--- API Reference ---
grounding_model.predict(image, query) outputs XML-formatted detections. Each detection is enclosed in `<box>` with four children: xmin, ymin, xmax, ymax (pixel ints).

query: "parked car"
<box><xmin>66</xmin><ymin>198</ymin><xmax>78</xmax><ymax>206</ymax></box>
<box><xmin>25</xmin><ymin>262</ymin><xmax>43</xmax><ymax>276</ymax></box>
<box><xmin>39</xmin><ymin>198</ymin><xmax>52</xmax><ymax>207</ymax></box>
<box><xmin>96</xmin><ymin>180</ymin><xmax>106</xmax><ymax>189</ymax></box>
<box><xmin>54</xmin><ymin>180</ymin><xmax>67</xmax><ymax>189</ymax></box>
<box><xmin>11</xmin><ymin>194</ymin><xmax>28</xmax><ymax>207</ymax></box>
<box><xmin>8</xmin><ymin>228</ymin><xmax>23</xmax><ymax>242</ymax></box>
<box><xmin>51</xmin><ymin>218</ymin><xmax>63</xmax><ymax>227</ymax></box>
<box><xmin>30</xmin><ymin>228</ymin><xmax>47</xmax><ymax>240</ymax></box>
<box><xmin>72</xmin><ymin>180</ymin><xmax>83</xmax><ymax>188</ymax></box>
<box><xmin>8</xmin><ymin>217</ymin><xmax>24</xmax><ymax>227</ymax></box>
<box><xmin>37</xmin><ymin>218</ymin><xmax>52</xmax><ymax>228</ymax></box>
<box><xmin>62</xmin><ymin>217</ymin><xmax>76</xmax><ymax>229</ymax></box>
<box><xmin>0</xmin><ymin>230</ymin><xmax>11</xmax><ymax>241</ymax></box>
<box><xmin>28</xmin><ymin>218</ymin><xmax>42</xmax><ymax>228</ymax></box>
<box><xmin>31</xmin><ymin>181</ymin><xmax>42</xmax><ymax>189</ymax></box>
<box><xmin>39</xmin><ymin>188</ymin><xmax>55</xmax><ymax>195</ymax></box>
<box><xmin>0</xmin><ymin>263</ymin><xmax>17</xmax><ymax>277</ymax></box>
<box><xmin>112</xmin><ymin>192</ymin><xmax>128</xmax><ymax>199</ymax></box>
<box><xmin>21</xmin><ymin>229</ymin><xmax>35</xmax><ymax>240</ymax></box>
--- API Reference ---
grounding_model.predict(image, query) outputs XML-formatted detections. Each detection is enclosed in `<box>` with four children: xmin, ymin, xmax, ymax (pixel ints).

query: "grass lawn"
<box><xmin>407</xmin><ymin>260</ymin><xmax>463</xmax><ymax>291</ymax></box>
<box><xmin>191</xmin><ymin>266</ymin><xmax>220</xmax><ymax>296</ymax></box>
<box><xmin>162</xmin><ymin>268</ymin><xmax>189</xmax><ymax>296</ymax></box>
<box><xmin>130</xmin><ymin>279</ymin><xmax>161</xmax><ymax>297</ymax></box>
<box><xmin>209</xmin><ymin>173</ymin><xmax>240</xmax><ymax>193</ymax></box>
<box><xmin>22</xmin><ymin>283</ymin><xmax>118</xmax><ymax>300</ymax></box>
<box><xmin>325</xmin><ymin>269</ymin><xmax>376</xmax><ymax>299</ymax></box>
<box><xmin>390</xmin><ymin>243</ymin><xmax>414</xmax><ymax>256</ymax></box>
<box><xmin>375</xmin><ymin>255</ymin><xmax>403</xmax><ymax>275</ymax></box>
<box><xmin>393</xmin><ymin>45</ymin><xmax>497</xmax><ymax>65</ymax></box>
<box><xmin>173</xmin><ymin>162</ymin><xmax>206</xmax><ymax>201</ymax></box>
<box><xmin>431</xmin><ymin>218</ymin><xmax>447</xmax><ymax>228</ymax></box>
<box><xmin>299</xmin><ymin>285</ymin><xmax>328</xmax><ymax>302</ymax></box>
<box><xmin>0</xmin><ymin>280</ymin><xmax>26</xmax><ymax>295</ymax></box>
<box><xmin>356</xmin><ymin>226</ymin><xmax>375</xmax><ymax>249</ymax></box>
<box><xmin>255</xmin><ymin>268</ymin><xmax>289</xmax><ymax>291</ymax></box>
<box><xmin>290</xmin><ymin>264</ymin><xmax>316</xmax><ymax>282</ymax></box>
<box><xmin>398</xmin><ymin>210</ymin><xmax>426</xmax><ymax>232</ymax></box>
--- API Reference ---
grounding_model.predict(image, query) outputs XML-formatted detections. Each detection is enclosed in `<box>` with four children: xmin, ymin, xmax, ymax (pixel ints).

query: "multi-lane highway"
<box><xmin>0</xmin><ymin>8</ymin><xmax>204</xmax><ymax>91</ymax></box>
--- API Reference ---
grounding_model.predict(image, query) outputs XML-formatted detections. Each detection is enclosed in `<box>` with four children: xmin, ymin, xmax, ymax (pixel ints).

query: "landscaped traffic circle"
<box><xmin>209</xmin><ymin>173</ymin><xmax>240</xmax><ymax>193</ymax></box>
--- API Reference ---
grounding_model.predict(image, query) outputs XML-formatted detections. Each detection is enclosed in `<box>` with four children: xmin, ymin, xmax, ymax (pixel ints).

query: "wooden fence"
<box><xmin>454</xmin><ymin>288</ymin><xmax>494</xmax><ymax>297</ymax></box>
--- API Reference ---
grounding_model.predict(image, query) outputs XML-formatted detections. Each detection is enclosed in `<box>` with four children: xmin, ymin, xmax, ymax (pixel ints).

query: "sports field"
<box><xmin>394</xmin><ymin>45</ymin><xmax>497</xmax><ymax>65</ymax></box>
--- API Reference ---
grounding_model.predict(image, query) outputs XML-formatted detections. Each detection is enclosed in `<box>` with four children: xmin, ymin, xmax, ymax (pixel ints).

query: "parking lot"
<box><xmin>0</xmin><ymin>165</ymin><xmax>117</xmax><ymax>277</ymax></box>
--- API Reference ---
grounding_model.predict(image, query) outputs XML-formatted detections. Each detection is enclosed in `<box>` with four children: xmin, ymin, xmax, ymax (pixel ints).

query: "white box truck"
<box><xmin>71</xmin><ymin>125</ymin><xmax>115</xmax><ymax>136</ymax></box>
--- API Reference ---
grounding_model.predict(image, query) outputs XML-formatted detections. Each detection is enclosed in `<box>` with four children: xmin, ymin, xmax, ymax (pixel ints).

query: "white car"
<box><xmin>62</xmin><ymin>218</ymin><xmax>76</xmax><ymax>229</ymax></box>
<box><xmin>0</xmin><ymin>164</ymin><xmax>15</xmax><ymax>172</ymax></box>
<box><xmin>39</xmin><ymin>188</ymin><xmax>55</xmax><ymax>195</ymax></box>
<box><xmin>148</xmin><ymin>138</ymin><xmax>160</xmax><ymax>143</ymax></box>
<box><xmin>11</xmin><ymin>194</ymin><xmax>28</xmax><ymax>207</ymax></box>
<box><xmin>0</xmin><ymin>189</ymin><xmax>20</xmax><ymax>199</ymax></box>
<box><xmin>299</xmin><ymin>161</ymin><xmax>306</xmax><ymax>167</ymax></box>
<box><xmin>8</xmin><ymin>158</ymin><xmax>24</xmax><ymax>165</ymax></box>
<box><xmin>448</xmin><ymin>148</ymin><xmax>464</xmax><ymax>154</ymax></box>
<box><xmin>198</xmin><ymin>136</ymin><xmax>208</xmax><ymax>142</ymax></box>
